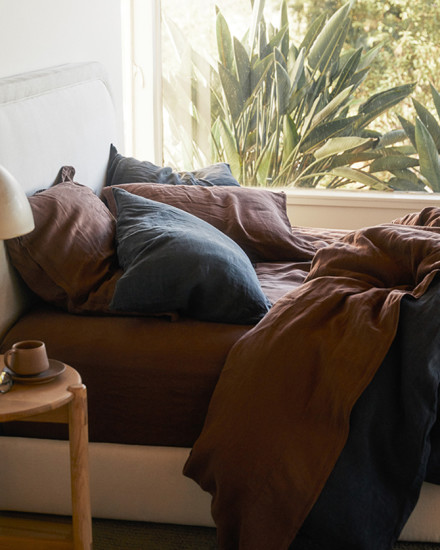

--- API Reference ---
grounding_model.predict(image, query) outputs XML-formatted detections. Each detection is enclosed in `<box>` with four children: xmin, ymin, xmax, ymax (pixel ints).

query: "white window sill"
<box><xmin>282</xmin><ymin>189</ymin><xmax>440</xmax><ymax>230</ymax></box>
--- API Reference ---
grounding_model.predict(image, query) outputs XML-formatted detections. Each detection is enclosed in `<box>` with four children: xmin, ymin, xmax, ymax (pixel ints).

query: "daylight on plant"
<box><xmin>161</xmin><ymin>0</ymin><xmax>440</xmax><ymax>192</ymax></box>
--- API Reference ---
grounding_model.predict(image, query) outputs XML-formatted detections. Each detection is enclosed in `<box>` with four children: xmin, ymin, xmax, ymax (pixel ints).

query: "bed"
<box><xmin>0</xmin><ymin>62</ymin><xmax>440</xmax><ymax>549</ymax></box>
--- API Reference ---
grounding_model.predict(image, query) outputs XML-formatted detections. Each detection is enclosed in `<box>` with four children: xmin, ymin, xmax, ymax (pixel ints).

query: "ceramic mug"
<box><xmin>4</xmin><ymin>340</ymin><xmax>50</xmax><ymax>376</ymax></box>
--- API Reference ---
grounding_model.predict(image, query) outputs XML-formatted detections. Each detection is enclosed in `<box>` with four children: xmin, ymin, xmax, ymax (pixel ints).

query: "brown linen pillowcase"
<box><xmin>101</xmin><ymin>184</ymin><xmax>315</xmax><ymax>262</ymax></box>
<box><xmin>6</xmin><ymin>181</ymin><xmax>122</xmax><ymax>314</ymax></box>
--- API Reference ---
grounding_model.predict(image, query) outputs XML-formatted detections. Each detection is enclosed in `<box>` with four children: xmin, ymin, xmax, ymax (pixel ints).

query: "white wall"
<box><xmin>0</xmin><ymin>0</ymin><xmax>124</xmax><ymax>142</ymax></box>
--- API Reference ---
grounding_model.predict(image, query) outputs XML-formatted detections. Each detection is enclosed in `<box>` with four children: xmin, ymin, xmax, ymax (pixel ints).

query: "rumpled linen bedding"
<box><xmin>3</xmin><ymin>194</ymin><xmax>440</xmax><ymax>550</ymax></box>
<box><xmin>183</xmin><ymin>208</ymin><xmax>440</xmax><ymax>550</ymax></box>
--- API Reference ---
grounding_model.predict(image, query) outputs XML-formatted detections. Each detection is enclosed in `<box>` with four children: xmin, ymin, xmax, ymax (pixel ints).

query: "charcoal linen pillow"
<box><xmin>110</xmin><ymin>188</ymin><xmax>271</xmax><ymax>324</ymax></box>
<box><xmin>6</xmin><ymin>182</ymin><xmax>121</xmax><ymax>313</ymax></box>
<box><xmin>101</xmin><ymin>183</ymin><xmax>316</xmax><ymax>262</ymax></box>
<box><xmin>106</xmin><ymin>144</ymin><xmax>240</xmax><ymax>187</ymax></box>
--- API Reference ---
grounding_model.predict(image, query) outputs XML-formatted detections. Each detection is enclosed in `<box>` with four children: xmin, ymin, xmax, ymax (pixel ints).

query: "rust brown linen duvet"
<box><xmin>184</xmin><ymin>208</ymin><xmax>440</xmax><ymax>550</ymax></box>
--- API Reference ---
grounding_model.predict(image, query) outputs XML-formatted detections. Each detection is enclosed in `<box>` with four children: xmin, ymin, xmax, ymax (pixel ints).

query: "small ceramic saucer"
<box><xmin>5</xmin><ymin>359</ymin><xmax>66</xmax><ymax>384</ymax></box>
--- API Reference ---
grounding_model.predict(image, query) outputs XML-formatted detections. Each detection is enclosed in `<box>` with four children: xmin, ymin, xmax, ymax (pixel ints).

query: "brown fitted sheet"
<box><xmin>0</xmin><ymin>261</ymin><xmax>311</xmax><ymax>447</ymax></box>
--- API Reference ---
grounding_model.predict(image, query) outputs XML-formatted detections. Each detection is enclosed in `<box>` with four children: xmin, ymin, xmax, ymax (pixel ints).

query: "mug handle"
<box><xmin>3</xmin><ymin>349</ymin><xmax>15</xmax><ymax>368</ymax></box>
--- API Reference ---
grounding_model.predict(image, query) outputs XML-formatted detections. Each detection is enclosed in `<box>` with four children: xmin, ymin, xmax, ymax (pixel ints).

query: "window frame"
<box><xmin>123</xmin><ymin>0</ymin><xmax>440</xmax><ymax>230</ymax></box>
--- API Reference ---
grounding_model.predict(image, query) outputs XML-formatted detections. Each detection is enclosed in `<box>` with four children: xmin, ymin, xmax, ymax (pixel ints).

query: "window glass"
<box><xmin>161</xmin><ymin>0</ymin><xmax>440</xmax><ymax>193</ymax></box>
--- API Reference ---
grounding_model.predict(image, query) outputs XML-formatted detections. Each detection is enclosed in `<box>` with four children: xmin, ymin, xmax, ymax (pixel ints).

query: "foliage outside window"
<box><xmin>162</xmin><ymin>0</ymin><xmax>440</xmax><ymax>192</ymax></box>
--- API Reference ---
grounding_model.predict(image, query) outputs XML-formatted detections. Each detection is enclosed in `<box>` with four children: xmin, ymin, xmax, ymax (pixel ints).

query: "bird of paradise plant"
<box><xmin>163</xmin><ymin>0</ymin><xmax>415</xmax><ymax>189</ymax></box>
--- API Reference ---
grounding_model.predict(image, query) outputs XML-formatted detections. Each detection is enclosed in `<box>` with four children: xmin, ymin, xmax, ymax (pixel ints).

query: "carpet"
<box><xmin>92</xmin><ymin>519</ymin><xmax>217</xmax><ymax>550</ymax></box>
<box><xmin>91</xmin><ymin>519</ymin><xmax>440</xmax><ymax>550</ymax></box>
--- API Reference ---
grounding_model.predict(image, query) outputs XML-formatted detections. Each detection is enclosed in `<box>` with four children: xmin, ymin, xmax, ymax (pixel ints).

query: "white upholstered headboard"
<box><xmin>0</xmin><ymin>62</ymin><xmax>118</xmax><ymax>194</ymax></box>
<box><xmin>0</xmin><ymin>62</ymin><xmax>119</xmax><ymax>339</ymax></box>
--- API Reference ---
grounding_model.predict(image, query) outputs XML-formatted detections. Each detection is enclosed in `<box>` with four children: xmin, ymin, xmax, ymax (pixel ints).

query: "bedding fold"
<box><xmin>291</xmin><ymin>284</ymin><xmax>440</xmax><ymax>549</ymax></box>
<box><xmin>183</xmin><ymin>215</ymin><xmax>440</xmax><ymax>550</ymax></box>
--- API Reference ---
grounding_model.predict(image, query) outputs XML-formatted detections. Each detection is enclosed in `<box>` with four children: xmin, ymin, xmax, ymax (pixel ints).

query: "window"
<box><xmin>125</xmin><ymin>0</ymin><xmax>440</xmax><ymax>197</ymax></box>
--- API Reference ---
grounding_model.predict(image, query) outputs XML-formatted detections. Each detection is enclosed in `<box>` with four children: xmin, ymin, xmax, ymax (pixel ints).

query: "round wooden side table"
<box><xmin>0</xmin><ymin>356</ymin><xmax>92</xmax><ymax>550</ymax></box>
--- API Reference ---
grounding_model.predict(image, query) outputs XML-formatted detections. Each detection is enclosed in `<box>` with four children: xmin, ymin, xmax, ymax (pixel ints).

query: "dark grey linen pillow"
<box><xmin>106</xmin><ymin>144</ymin><xmax>240</xmax><ymax>187</ymax></box>
<box><xmin>110</xmin><ymin>188</ymin><xmax>271</xmax><ymax>324</ymax></box>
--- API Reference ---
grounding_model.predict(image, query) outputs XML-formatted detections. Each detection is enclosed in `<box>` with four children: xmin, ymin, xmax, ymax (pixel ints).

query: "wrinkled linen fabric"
<box><xmin>183</xmin><ymin>212</ymin><xmax>440</xmax><ymax>550</ymax></box>
<box><xmin>110</xmin><ymin>188</ymin><xmax>271</xmax><ymax>324</ymax></box>
<box><xmin>101</xmin><ymin>183</ymin><xmax>316</xmax><ymax>263</ymax></box>
<box><xmin>291</xmin><ymin>283</ymin><xmax>440</xmax><ymax>549</ymax></box>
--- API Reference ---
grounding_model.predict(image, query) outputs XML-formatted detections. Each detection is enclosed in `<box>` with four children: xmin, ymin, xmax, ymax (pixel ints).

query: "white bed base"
<box><xmin>0</xmin><ymin>62</ymin><xmax>439</xmax><ymax>543</ymax></box>
<box><xmin>0</xmin><ymin>436</ymin><xmax>437</xmax><ymax>543</ymax></box>
<box><xmin>0</xmin><ymin>437</ymin><xmax>213</xmax><ymax>526</ymax></box>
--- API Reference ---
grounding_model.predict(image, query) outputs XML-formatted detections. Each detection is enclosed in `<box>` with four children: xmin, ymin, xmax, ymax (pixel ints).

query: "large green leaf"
<box><xmin>314</xmin><ymin>136</ymin><xmax>372</xmax><ymax>159</ymax></box>
<box><xmin>415</xmin><ymin>118</ymin><xmax>440</xmax><ymax>192</ymax></box>
<box><xmin>431</xmin><ymin>84</ymin><xmax>440</xmax><ymax>121</ymax></box>
<box><xmin>330</xmin><ymin>166</ymin><xmax>385</xmax><ymax>188</ymax></box>
<box><xmin>280</xmin><ymin>0</ymin><xmax>289</xmax><ymax>61</ymax></box>
<box><xmin>357</xmin><ymin>41</ymin><xmax>384</xmax><ymax>71</ymax></box>
<box><xmin>301</xmin><ymin>95</ymin><xmax>322</xmax><ymax>136</ymax></box>
<box><xmin>210</xmin><ymin>72</ymin><xmax>227</xmax><ymax>122</ymax></box>
<box><xmin>387</xmin><ymin>177</ymin><xmax>426</xmax><ymax>192</ymax></box>
<box><xmin>275</xmin><ymin>59</ymin><xmax>291</xmax><ymax>116</ymax></box>
<box><xmin>216</xmin><ymin>10</ymin><xmax>235</xmax><ymax>74</ymax></box>
<box><xmin>413</xmin><ymin>98</ymin><xmax>440</xmax><ymax>152</ymax></box>
<box><xmin>274</xmin><ymin>43</ymin><xmax>288</xmax><ymax>70</ymax></box>
<box><xmin>289</xmin><ymin>47</ymin><xmax>305</xmax><ymax>94</ymax></box>
<box><xmin>328</xmin><ymin>150</ymin><xmax>383</xmax><ymax>170</ymax></box>
<box><xmin>255</xmin><ymin>133</ymin><xmax>277</xmax><ymax>185</ymax></box>
<box><xmin>299</xmin><ymin>13</ymin><xmax>326</xmax><ymax>55</ymax></box>
<box><xmin>249</xmin><ymin>0</ymin><xmax>265</xmax><ymax>53</ymax></box>
<box><xmin>309</xmin><ymin>86</ymin><xmax>353</xmax><ymax>131</ymax></box>
<box><xmin>250</xmin><ymin>55</ymin><xmax>273</xmax><ymax>95</ymax></box>
<box><xmin>398</xmin><ymin>115</ymin><xmax>416</xmax><ymax>148</ymax></box>
<box><xmin>258</xmin><ymin>19</ymin><xmax>268</xmax><ymax>59</ymax></box>
<box><xmin>376</xmin><ymin>129</ymin><xmax>407</xmax><ymax>148</ymax></box>
<box><xmin>331</xmin><ymin>48</ymin><xmax>362</xmax><ymax>97</ymax></box>
<box><xmin>287</xmin><ymin>86</ymin><xmax>308</xmax><ymax>117</ymax></box>
<box><xmin>386</xmin><ymin>169</ymin><xmax>426</xmax><ymax>192</ymax></box>
<box><xmin>369</xmin><ymin>155</ymin><xmax>419</xmax><ymax>173</ymax></box>
<box><xmin>348</xmin><ymin>67</ymin><xmax>370</xmax><ymax>91</ymax></box>
<box><xmin>218</xmin><ymin>117</ymin><xmax>241</xmax><ymax>178</ymax></box>
<box><xmin>262</xmin><ymin>26</ymin><xmax>288</xmax><ymax>61</ymax></box>
<box><xmin>234</xmin><ymin>37</ymin><xmax>251</xmax><ymax>98</ymax></box>
<box><xmin>300</xmin><ymin>116</ymin><xmax>357</xmax><ymax>153</ymax></box>
<box><xmin>311</xmin><ymin>18</ymin><xmax>349</xmax><ymax>78</ymax></box>
<box><xmin>390</xmin><ymin>168</ymin><xmax>422</xmax><ymax>185</ymax></box>
<box><xmin>218</xmin><ymin>63</ymin><xmax>244</xmax><ymax>124</ymax></box>
<box><xmin>391</xmin><ymin>144</ymin><xmax>417</xmax><ymax>155</ymax></box>
<box><xmin>282</xmin><ymin>115</ymin><xmax>299</xmax><ymax>165</ymax></box>
<box><xmin>356</xmin><ymin>84</ymin><xmax>415</xmax><ymax>130</ymax></box>
<box><xmin>307</xmin><ymin>2</ymin><xmax>351</xmax><ymax>72</ymax></box>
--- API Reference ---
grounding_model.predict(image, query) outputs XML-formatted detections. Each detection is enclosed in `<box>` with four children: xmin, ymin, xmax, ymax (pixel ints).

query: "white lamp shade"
<box><xmin>0</xmin><ymin>165</ymin><xmax>35</xmax><ymax>239</ymax></box>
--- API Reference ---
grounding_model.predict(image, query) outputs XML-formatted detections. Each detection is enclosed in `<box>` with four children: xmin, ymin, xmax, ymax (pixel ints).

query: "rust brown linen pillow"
<box><xmin>6</xmin><ymin>181</ymin><xmax>121</xmax><ymax>314</ymax></box>
<box><xmin>101</xmin><ymin>184</ymin><xmax>315</xmax><ymax>262</ymax></box>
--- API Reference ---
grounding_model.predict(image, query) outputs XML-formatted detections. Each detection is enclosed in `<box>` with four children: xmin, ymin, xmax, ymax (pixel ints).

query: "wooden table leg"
<box><xmin>68</xmin><ymin>384</ymin><xmax>93</xmax><ymax>550</ymax></box>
